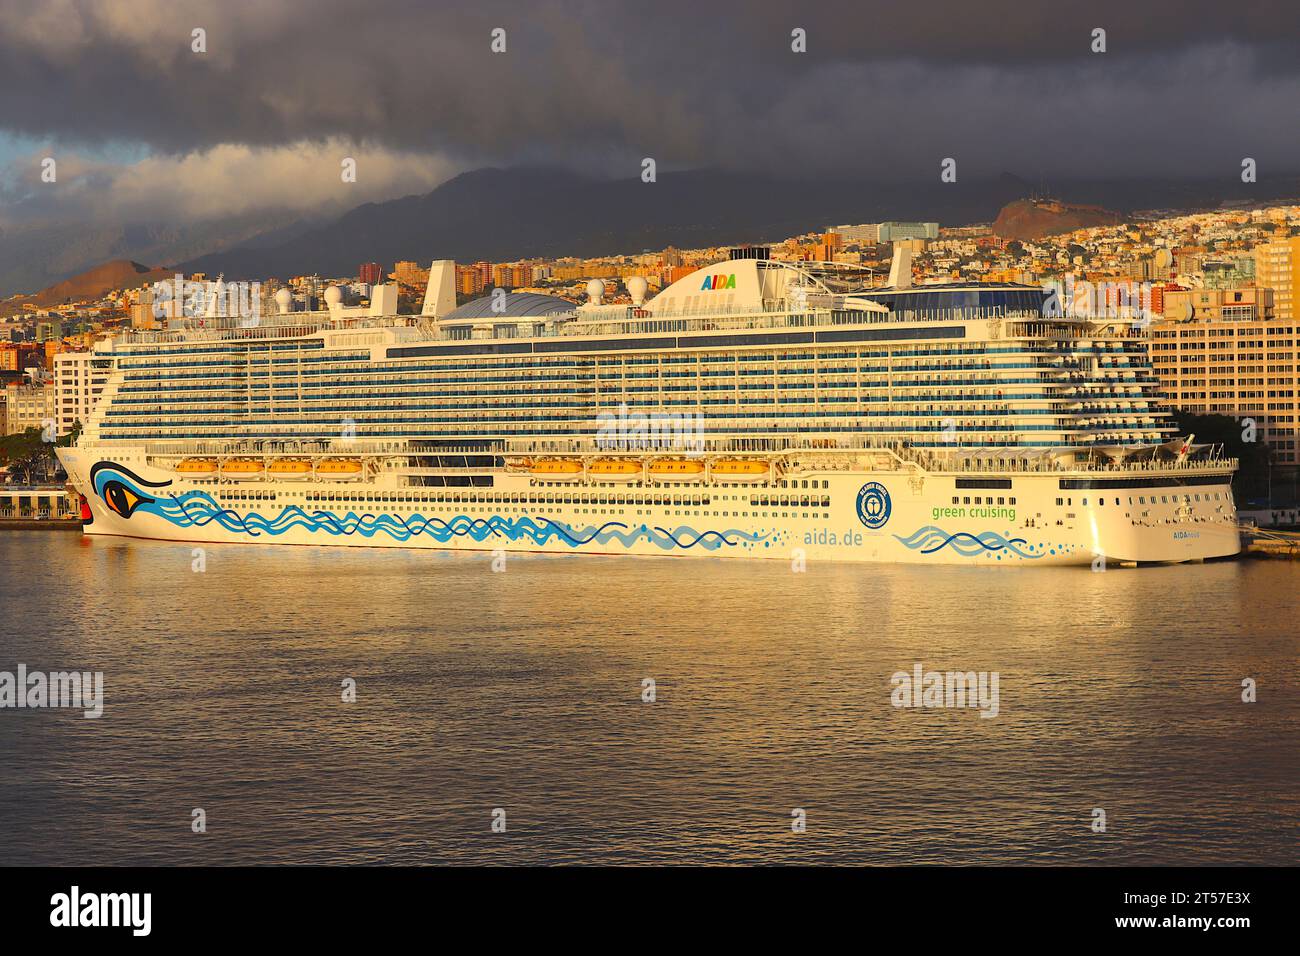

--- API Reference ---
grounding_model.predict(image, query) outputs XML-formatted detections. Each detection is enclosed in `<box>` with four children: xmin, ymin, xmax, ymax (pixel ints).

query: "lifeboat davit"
<box><xmin>587</xmin><ymin>459</ymin><xmax>641</xmax><ymax>481</ymax></box>
<box><xmin>317</xmin><ymin>459</ymin><xmax>363</xmax><ymax>481</ymax></box>
<box><xmin>711</xmin><ymin>459</ymin><xmax>769</xmax><ymax>482</ymax></box>
<box><xmin>176</xmin><ymin>457</ymin><xmax>218</xmax><ymax>476</ymax></box>
<box><xmin>531</xmin><ymin>459</ymin><xmax>583</xmax><ymax>477</ymax></box>
<box><xmin>648</xmin><ymin>458</ymin><xmax>706</xmax><ymax>481</ymax></box>
<box><xmin>221</xmin><ymin>458</ymin><xmax>265</xmax><ymax>480</ymax></box>
<box><xmin>268</xmin><ymin>458</ymin><xmax>313</xmax><ymax>480</ymax></box>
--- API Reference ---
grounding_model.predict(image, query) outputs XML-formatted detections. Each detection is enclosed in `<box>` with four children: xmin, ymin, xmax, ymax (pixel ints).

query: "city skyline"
<box><xmin>6</xmin><ymin>197</ymin><xmax>1300</xmax><ymax>486</ymax></box>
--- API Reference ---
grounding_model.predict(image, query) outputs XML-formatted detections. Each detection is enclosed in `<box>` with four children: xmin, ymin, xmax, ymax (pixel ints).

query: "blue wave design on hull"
<box><xmin>894</xmin><ymin>525</ymin><xmax>1044</xmax><ymax>559</ymax></box>
<box><xmin>92</xmin><ymin>467</ymin><xmax>771</xmax><ymax>552</ymax></box>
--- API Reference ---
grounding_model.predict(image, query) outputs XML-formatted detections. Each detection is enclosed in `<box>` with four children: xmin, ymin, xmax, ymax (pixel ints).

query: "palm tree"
<box><xmin>1</xmin><ymin>427</ymin><xmax>56</xmax><ymax>484</ymax></box>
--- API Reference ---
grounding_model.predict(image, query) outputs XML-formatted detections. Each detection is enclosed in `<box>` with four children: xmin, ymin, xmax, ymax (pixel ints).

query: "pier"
<box><xmin>0</xmin><ymin>485</ymin><xmax>80</xmax><ymax>529</ymax></box>
<box><xmin>1242</xmin><ymin>527</ymin><xmax>1300</xmax><ymax>559</ymax></box>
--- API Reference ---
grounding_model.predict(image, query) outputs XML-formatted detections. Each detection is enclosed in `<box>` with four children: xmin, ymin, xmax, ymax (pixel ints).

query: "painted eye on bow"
<box><xmin>102</xmin><ymin>480</ymin><xmax>152</xmax><ymax>519</ymax></box>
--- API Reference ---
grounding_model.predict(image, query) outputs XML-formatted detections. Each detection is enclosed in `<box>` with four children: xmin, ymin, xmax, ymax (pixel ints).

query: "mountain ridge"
<box><xmin>178</xmin><ymin>167</ymin><xmax>1300</xmax><ymax>281</ymax></box>
<box><xmin>0</xmin><ymin>259</ymin><xmax>173</xmax><ymax>316</ymax></box>
<box><xmin>7</xmin><ymin>167</ymin><xmax>1300</xmax><ymax>298</ymax></box>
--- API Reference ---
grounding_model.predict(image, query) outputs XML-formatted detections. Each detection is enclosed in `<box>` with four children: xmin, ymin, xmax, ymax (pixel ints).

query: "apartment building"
<box><xmin>2</xmin><ymin>380</ymin><xmax>56</xmax><ymax>436</ymax></box>
<box><xmin>1150</xmin><ymin>315</ymin><xmax>1299</xmax><ymax>464</ymax></box>
<box><xmin>1254</xmin><ymin>236</ymin><xmax>1300</xmax><ymax>320</ymax></box>
<box><xmin>53</xmin><ymin>350</ymin><xmax>114</xmax><ymax>437</ymax></box>
<box><xmin>1161</xmin><ymin>287</ymin><xmax>1274</xmax><ymax>323</ymax></box>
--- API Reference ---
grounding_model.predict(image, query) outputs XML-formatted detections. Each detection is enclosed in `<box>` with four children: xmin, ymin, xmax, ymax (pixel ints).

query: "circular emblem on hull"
<box><xmin>856</xmin><ymin>481</ymin><xmax>891</xmax><ymax>529</ymax></box>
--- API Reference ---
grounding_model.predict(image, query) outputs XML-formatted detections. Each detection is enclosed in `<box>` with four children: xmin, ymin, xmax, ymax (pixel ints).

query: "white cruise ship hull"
<box><xmin>58</xmin><ymin>448</ymin><xmax>1241</xmax><ymax>566</ymax></box>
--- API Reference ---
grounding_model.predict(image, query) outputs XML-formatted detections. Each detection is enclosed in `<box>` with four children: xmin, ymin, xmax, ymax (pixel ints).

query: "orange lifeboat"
<box><xmin>711</xmin><ymin>459</ymin><xmax>769</xmax><ymax>482</ymax></box>
<box><xmin>587</xmin><ymin>459</ymin><xmax>641</xmax><ymax>481</ymax></box>
<box><xmin>268</xmin><ymin>458</ymin><xmax>313</xmax><ymax>480</ymax></box>
<box><xmin>648</xmin><ymin>458</ymin><xmax>706</xmax><ymax>482</ymax></box>
<box><xmin>175</xmin><ymin>458</ymin><xmax>218</xmax><ymax>476</ymax></box>
<box><xmin>317</xmin><ymin>459</ymin><xmax>363</xmax><ymax>481</ymax></box>
<box><xmin>221</xmin><ymin>458</ymin><xmax>265</xmax><ymax>480</ymax></box>
<box><xmin>531</xmin><ymin>459</ymin><xmax>583</xmax><ymax>477</ymax></box>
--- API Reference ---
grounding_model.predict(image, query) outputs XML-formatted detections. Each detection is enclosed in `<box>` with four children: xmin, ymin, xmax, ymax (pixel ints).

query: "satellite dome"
<box><xmin>586</xmin><ymin>279</ymin><xmax>605</xmax><ymax>304</ymax></box>
<box><xmin>626</xmin><ymin>276</ymin><xmax>648</xmax><ymax>306</ymax></box>
<box><xmin>324</xmin><ymin>285</ymin><xmax>342</xmax><ymax>306</ymax></box>
<box><xmin>274</xmin><ymin>288</ymin><xmax>293</xmax><ymax>313</ymax></box>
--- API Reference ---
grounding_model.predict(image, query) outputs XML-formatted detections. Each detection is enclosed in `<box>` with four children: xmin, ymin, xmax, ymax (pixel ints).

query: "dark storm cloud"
<box><xmin>1</xmin><ymin>0</ymin><xmax>1299</xmax><ymax>181</ymax></box>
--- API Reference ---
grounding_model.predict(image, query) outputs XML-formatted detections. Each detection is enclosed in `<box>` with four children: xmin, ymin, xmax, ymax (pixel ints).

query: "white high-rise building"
<box><xmin>54</xmin><ymin>351</ymin><xmax>114</xmax><ymax>437</ymax></box>
<box><xmin>828</xmin><ymin>224</ymin><xmax>880</xmax><ymax>244</ymax></box>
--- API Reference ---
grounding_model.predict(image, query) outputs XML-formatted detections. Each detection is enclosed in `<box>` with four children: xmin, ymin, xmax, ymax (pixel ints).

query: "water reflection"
<box><xmin>0</xmin><ymin>533</ymin><xmax>1295</xmax><ymax>864</ymax></box>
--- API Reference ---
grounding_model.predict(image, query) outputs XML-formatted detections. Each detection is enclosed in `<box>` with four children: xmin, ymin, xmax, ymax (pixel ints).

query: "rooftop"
<box><xmin>441</xmin><ymin>291</ymin><xmax>576</xmax><ymax>322</ymax></box>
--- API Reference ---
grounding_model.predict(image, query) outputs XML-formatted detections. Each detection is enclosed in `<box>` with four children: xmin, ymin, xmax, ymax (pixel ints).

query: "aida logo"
<box><xmin>700</xmin><ymin>273</ymin><xmax>736</xmax><ymax>291</ymax></box>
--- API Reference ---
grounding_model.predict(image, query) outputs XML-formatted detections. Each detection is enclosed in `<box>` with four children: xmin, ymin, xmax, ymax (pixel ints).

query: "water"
<box><xmin>0</xmin><ymin>531</ymin><xmax>1295</xmax><ymax>865</ymax></box>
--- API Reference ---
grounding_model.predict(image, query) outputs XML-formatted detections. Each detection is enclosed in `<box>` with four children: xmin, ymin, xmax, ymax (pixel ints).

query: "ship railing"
<box><xmin>75</xmin><ymin>436</ymin><xmax>1237</xmax><ymax>475</ymax></box>
<box><xmin>112</xmin><ymin>314</ymin><xmax>425</xmax><ymax>347</ymax></box>
<box><xmin>75</xmin><ymin>438</ymin><xmax>418</xmax><ymax>457</ymax></box>
<box><xmin>904</xmin><ymin>453</ymin><xmax>1238</xmax><ymax>475</ymax></box>
<box><xmin>499</xmin><ymin>436</ymin><xmax>1235</xmax><ymax>473</ymax></box>
<box><xmin>397</xmin><ymin>466</ymin><xmax>501</xmax><ymax>476</ymax></box>
<box><xmin>547</xmin><ymin>307</ymin><xmax>1049</xmax><ymax>337</ymax></box>
<box><xmin>110</xmin><ymin>305</ymin><xmax>1069</xmax><ymax>350</ymax></box>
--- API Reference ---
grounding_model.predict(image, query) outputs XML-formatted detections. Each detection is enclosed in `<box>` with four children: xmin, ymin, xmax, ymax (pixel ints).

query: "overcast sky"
<box><xmin>1</xmin><ymin>0</ymin><xmax>1298</xmax><ymax>228</ymax></box>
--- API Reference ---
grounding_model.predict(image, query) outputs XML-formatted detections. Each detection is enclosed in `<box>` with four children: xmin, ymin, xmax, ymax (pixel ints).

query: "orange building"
<box><xmin>1149</xmin><ymin>283</ymin><xmax>1185</xmax><ymax>318</ymax></box>
<box><xmin>456</xmin><ymin>266</ymin><xmax>485</xmax><ymax>296</ymax></box>
<box><xmin>0</xmin><ymin>343</ymin><xmax>45</xmax><ymax>373</ymax></box>
<box><xmin>1150</xmin><ymin>312</ymin><xmax>1299</xmax><ymax>465</ymax></box>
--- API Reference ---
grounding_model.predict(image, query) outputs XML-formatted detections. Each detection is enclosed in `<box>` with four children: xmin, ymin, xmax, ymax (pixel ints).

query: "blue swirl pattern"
<box><xmin>91</xmin><ymin>465</ymin><xmax>770</xmax><ymax>552</ymax></box>
<box><xmin>894</xmin><ymin>525</ymin><xmax>1044</xmax><ymax>559</ymax></box>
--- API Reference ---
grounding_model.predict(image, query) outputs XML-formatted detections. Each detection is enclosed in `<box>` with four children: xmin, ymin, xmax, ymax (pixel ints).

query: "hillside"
<box><xmin>992</xmin><ymin>198</ymin><xmax>1122</xmax><ymax>241</ymax></box>
<box><xmin>0</xmin><ymin>208</ymin><xmax>317</xmax><ymax>300</ymax></box>
<box><xmin>0</xmin><ymin>259</ymin><xmax>174</xmax><ymax>316</ymax></box>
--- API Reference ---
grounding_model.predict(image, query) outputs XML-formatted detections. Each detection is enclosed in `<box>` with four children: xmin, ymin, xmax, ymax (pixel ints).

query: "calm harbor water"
<box><xmin>0</xmin><ymin>531</ymin><xmax>1295</xmax><ymax>865</ymax></box>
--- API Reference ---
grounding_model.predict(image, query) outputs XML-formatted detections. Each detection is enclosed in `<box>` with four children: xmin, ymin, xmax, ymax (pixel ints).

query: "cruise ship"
<box><xmin>56</xmin><ymin>247</ymin><xmax>1241</xmax><ymax>565</ymax></box>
